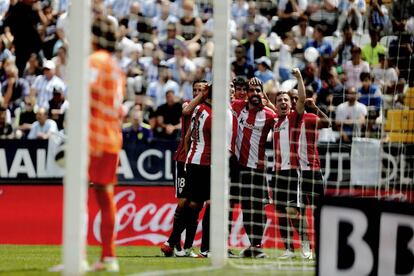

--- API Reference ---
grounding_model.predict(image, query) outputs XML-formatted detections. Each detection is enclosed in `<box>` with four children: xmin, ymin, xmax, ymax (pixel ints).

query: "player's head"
<box><xmin>192</xmin><ymin>80</ymin><xmax>208</xmax><ymax>98</ymax></box>
<box><xmin>276</xmin><ymin>91</ymin><xmax>291</xmax><ymax>117</ymax></box>
<box><xmin>247</xmin><ymin>77</ymin><xmax>264</xmax><ymax>107</ymax></box>
<box><xmin>232</xmin><ymin>77</ymin><xmax>248</xmax><ymax>100</ymax></box>
<box><xmin>288</xmin><ymin>89</ymin><xmax>298</xmax><ymax>110</ymax></box>
<box><xmin>91</xmin><ymin>16</ymin><xmax>117</xmax><ymax>53</ymax></box>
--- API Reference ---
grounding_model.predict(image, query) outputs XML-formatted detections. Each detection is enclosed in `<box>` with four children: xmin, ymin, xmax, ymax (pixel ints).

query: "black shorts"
<box><xmin>271</xmin><ymin>169</ymin><xmax>300</xmax><ymax>208</ymax></box>
<box><xmin>300</xmin><ymin>170</ymin><xmax>325</xmax><ymax>207</ymax></box>
<box><xmin>174</xmin><ymin>161</ymin><xmax>189</xmax><ymax>198</ymax></box>
<box><xmin>230</xmin><ymin>165</ymin><xmax>269</xmax><ymax>203</ymax></box>
<box><xmin>186</xmin><ymin>163</ymin><xmax>211</xmax><ymax>203</ymax></box>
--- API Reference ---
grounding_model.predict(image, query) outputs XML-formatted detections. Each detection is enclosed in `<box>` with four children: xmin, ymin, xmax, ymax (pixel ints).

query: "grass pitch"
<box><xmin>0</xmin><ymin>245</ymin><xmax>315</xmax><ymax>275</ymax></box>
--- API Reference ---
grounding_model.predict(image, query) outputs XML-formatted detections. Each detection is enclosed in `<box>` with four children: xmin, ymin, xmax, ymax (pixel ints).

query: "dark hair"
<box><xmin>298</xmin><ymin>15</ymin><xmax>308</xmax><ymax>23</ymax></box>
<box><xmin>207</xmin><ymin>84</ymin><xmax>212</xmax><ymax>99</ymax></box>
<box><xmin>193</xmin><ymin>79</ymin><xmax>208</xmax><ymax>88</ymax></box>
<box><xmin>92</xmin><ymin>16</ymin><xmax>117</xmax><ymax>52</ymax></box>
<box><xmin>360</xmin><ymin>72</ymin><xmax>371</xmax><ymax>81</ymax></box>
<box><xmin>232</xmin><ymin>76</ymin><xmax>247</xmax><ymax>87</ymax></box>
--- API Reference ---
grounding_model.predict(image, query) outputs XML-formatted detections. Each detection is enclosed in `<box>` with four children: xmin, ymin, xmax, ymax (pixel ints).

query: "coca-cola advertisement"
<box><xmin>0</xmin><ymin>185</ymin><xmax>302</xmax><ymax>249</ymax></box>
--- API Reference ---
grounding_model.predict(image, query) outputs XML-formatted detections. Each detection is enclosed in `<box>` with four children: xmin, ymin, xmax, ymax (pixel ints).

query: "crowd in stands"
<box><xmin>0</xmin><ymin>0</ymin><xmax>413</xmax><ymax>143</ymax></box>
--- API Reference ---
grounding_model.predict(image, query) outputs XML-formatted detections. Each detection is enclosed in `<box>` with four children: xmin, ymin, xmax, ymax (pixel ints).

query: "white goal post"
<box><xmin>63</xmin><ymin>0</ymin><xmax>91</xmax><ymax>275</ymax></box>
<box><xmin>210</xmin><ymin>0</ymin><xmax>231</xmax><ymax>268</ymax></box>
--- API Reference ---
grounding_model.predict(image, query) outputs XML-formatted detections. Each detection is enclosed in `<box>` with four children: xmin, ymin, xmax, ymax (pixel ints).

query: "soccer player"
<box><xmin>89</xmin><ymin>16</ymin><xmax>125</xmax><ymax>272</ymax></box>
<box><xmin>232</xmin><ymin>76</ymin><xmax>248</xmax><ymax>101</ymax></box>
<box><xmin>272</xmin><ymin>68</ymin><xmax>305</xmax><ymax>259</ymax></box>
<box><xmin>161</xmin><ymin>80</ymin><xmax>209</xmax><ymax>257</ymax></box>
<box><xmin>232</xmin><ymin>77</ymin><xmax>276</xmax><ymax>258</ymax></box>
<box><xmin>295</xmin><ymin>96</ymin><xmax>330</xmax><ymax>259</ymax></box>
<box><xmin>182</xmin><ymin>84</ymin><xmax>213</xmax><ymax>256</ymax></box>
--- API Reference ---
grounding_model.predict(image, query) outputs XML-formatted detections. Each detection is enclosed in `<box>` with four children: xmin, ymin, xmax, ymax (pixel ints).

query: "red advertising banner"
<box><xmin>0</xmin><ymin>185</ymin><xmax>305</xmax><ymax>249</ymax></box>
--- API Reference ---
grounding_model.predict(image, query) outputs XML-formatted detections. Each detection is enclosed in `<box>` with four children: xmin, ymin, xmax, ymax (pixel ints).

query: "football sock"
<box><xmin>184</xmin><ymin>204</ymin><xmax>201</xmax><ymax>249</ymax></box>
<box><xmin>200</xmin><ymin>204</ymin><xmax>210</xmax><ymax>252</ymax></box>
<box><xmin>94</xmin><ymin>187</ymin><xmax>116</xmax><ymax>259</ymax></box>
<box><xmin>167</xmin><ymin>204</ymin><xmax>188</xmax><ymax>246</ymax></box>
<box><xmin>277</xmin><ymin>207</ymin><xmax>293</xmax><ymax>250</ymax></box>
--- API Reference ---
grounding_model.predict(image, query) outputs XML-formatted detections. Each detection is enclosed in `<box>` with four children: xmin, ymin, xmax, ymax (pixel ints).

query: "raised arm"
<box><xmin>292</xmin><ymin>68</ymin><xmax>306</xmax><ymax>115</ymax></box>
<box><xmin>305</xmin><ymin>98</ymin><xmax>331</xmax><ymax>128</ymax></box>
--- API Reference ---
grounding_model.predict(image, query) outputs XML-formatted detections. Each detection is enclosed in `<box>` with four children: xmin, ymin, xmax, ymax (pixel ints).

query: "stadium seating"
<box><xmin>385</xmin><ymin>109</ymin><xmax>414</xmax><ymax>143</ymax></box>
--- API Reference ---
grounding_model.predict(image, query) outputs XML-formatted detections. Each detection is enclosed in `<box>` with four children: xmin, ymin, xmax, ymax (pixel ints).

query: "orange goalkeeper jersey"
<box><xmin>89</xmin><ymin>49</ymin><xmax>125</xmax><ymax>155</ymax></box>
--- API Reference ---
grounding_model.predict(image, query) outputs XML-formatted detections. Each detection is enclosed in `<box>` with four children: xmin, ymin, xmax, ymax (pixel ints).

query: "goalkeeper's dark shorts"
<box><xmin>300</xmin><ymin>169</ymin><xmax>325</xmax><ymax>207</ymax></box>
<box><xmin>186</xmin><ymin>163</ymin><xmax>211</xmax><ymax>203</ymax></box>
<box><xmin>271</xmin><ymin>169</ymin><xmax>300</xmax><ymax>208</ymax></box>
<box><xmin>174</xmin><ymin>161</ymin><xmax>190</xmax><ymax>199</ymax></box>
<box><xmin>230</xmin><ymin>165</ymin><xmax>269</xmax><ymax>203</ymax></box>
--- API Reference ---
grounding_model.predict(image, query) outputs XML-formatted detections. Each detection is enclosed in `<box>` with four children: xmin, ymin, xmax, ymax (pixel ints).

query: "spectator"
<box><xmin>278</xmin><ymin>33</ymin><xmax>297</xmax><ymax>82</ymax></box>
<box><xmin>231</xmin><ymin>45</ymin><xmax>254</xmax><ymax>79</ymax></box>
<box><xmin>390</xmin><ymin>0</ymin><xmax>414</xmax><ymax>33</ymax></box>
<box><xmin>106</xmin><ymin>0</ymin><xmax>134</xmax><ymax>20</ymax></box>
<box><xmin>304</xmin><ymin>25</ymin><xmax>332</xmax><ymax>57</ymax></box>
<box><xmin>358</xmin><ymin>72</ymin><xmax>382</xmax><ymax>116</ymax></box>
<box><xmin>342</xmin><ymin>46</ymin><xmax>370</xmax><ymax>89</ymax></box>
<box><xmin>166</xmin><ymin>45</ymin><xmax>196</xmax><ymax>88</ymax></box>
<box><xmin>302</xmin><ymin>62</ymin><xmax>322</xmax><ymax>93</ymax></box>
<box><xmin>120</xmin><ymin>2</ymin><xmax>153</xmax><ymax>44</ymax></box>
<box><xmin>334</xmin><ymin>0</ymin><xmax>366</xmax><ymax>36</ymax></box>
<box><xmin>308</xmin><ymin>0</ymin><xmax>338</xmax><ymax>35</ymax></box>
<box><xmin>146</xmin><ymin>64</ymin><xmax>179</xmax><ymax>108</ymax></box>
<box><xmin>371</xmin><ymin>53</ymin><xmax>398</xmax><ymax>93</ymax></box>
<box><xmin>291</xmin><ymin>15</ymin><xmax>314</xmax><ymax>50</ymax></box>
<box><xmin>0</xmin><ymin>37</ymin><xmax>13</xmax><ymax>67</ymax></box>
<box><xmin>321</xmin><ymin>72</ymin><xmax>346</xmax><ymax>106</ymax></box>
<box><xmin>367</xmin><ymin>0</ymin><xmax>391</xmax><ymax>33</ymax></box>
<box><xmin>231</xmin><ymin>0</ymin><xmax>248</xmax><ymax>25</ymax></box>
<box><xmin>27</xmin><ymin>107</ymin><xmax>58</xmax><ymax>140</ymax></box>
<box><xmin>362</xmin><ymin>29</ymin><xmax>386</xmax><ymax>67</ymax></box>
<box><xmin>122</xmin><ymin>107</ymin><xmax>153</xmax><ymax>144</ymax></box>
<box><xmin>4</xmin><ymin>0</ymin><xmax>47</xmax><ymax>76</ymax></box>
<box><xmin>48</xmin><ymin>87</ymin><xmax>68</xmax><ymax>130</ymax></box>
<box><xmin>14</xmin><ymin>96</ymin><xmax>37</xmax><ymax>139</ymax></box>
<box><xmin>39</xmin><ymin>3</ymin><xmax>58</xmax><ymax>60</ymax></box>
<box><xmin>331</xmin><ymin>24</ymin><xmax>355</xmax><ymax>66</ymax></box>
<box><xmin>153</xmin><ymin>0</ymin><xmax>179</xmax><ymax>42</ymax></box>
<box><xmin>335</xmin><ymin>87</ymin><xmax>367</xmax><ymax>142</ymax></box>
<box><xmin>52</xmin><ymin>45</ymin><xmax>68</xmax><ymax>81</ymax></box>
<box><xmin>1</xmin><ymin>64</ymin><xmax>29</xmax><ymax>115</ymax></box>
<box><xmin>0</xmin><ymin>105</ymin><xmax>12</xmax><ymax>139</ymax></box>
<box><xmin>30</xmin><ymin>60</ymin><xmax>66</xmax><ymax>109</ymax></box>
<box><xmin>22</xmin><ymin>53</ymin><xmax>43</xmax><ymax>87</ymax></box>
<box><xmin>273</xmin><ymin>0</ymin><xmax>307</xmax><ymax>37</ymax></box>
<box><xmin>154</xmin><ymin>90</ymin><xmax>182</xmax><ymax>140</ymax></box>
<box><xmin>158</xmin><ymin>22</ymin><xmax>186</xmax><ymax>60</ymax></box>
<box><xmin>241</xmin><ymin>24</ymin><xmax>269</xmax><ymax>66</ymax></box>
<box><xmin>240</xmin><ymin>1</ymin><xmax>270</xmax><ymax>37</ymax></box>
<box><xmin>254</xmin><ymin>56</ymin><xmax>274</xmax><ymax>84</ymax></box>
<box><xmin>177</xmin><ymin>0</ymin><xmax>203</xmax><ymax>57</ymax></box>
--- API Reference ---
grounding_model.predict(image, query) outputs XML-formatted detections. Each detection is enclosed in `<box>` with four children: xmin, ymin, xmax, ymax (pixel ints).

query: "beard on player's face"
<box><xmin>248</xmin><ymin>94</ymin><xmax>262</xmax><ymax>107</ymax></box>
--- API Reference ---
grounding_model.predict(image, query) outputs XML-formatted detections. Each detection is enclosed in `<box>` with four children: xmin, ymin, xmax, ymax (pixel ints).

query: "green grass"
<box><xmin>0</xmin><ymin>245</ymin><xmax>315</xmax><ymax>275</ymax></box>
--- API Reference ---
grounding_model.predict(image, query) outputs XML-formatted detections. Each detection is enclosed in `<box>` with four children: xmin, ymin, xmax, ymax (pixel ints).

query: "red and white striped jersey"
<box><xmin>186</xmin><ymin>103</ymin><xmax>212</xmax><ymax>165</ymax></box>
<box><xmin>174</xmin><ymin>101</ymin><xmax>191</xmax><ymax>162</ymax></box>
<box><xmin>273</xmin><ymin>111</ymin><xmax>301</xmax><ymax>171</ymax></box>
<box><xmin>232</xmin><ymin>100</ymin><xmax>276</xmax><ymax>170</ymax></box>
<box><xmin>296</xmin><ymin>113</ymin><xmax>321</xmax><ymax>170</ymax></box>
<box><xmin>227</xmin><ymin>108</ymin><xmax>238</xmax><ymax>154</ymax></box>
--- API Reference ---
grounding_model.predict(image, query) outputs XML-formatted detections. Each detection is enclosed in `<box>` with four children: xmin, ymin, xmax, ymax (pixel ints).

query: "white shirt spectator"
<box><xmin>166</xmin><ymin>56</ymin><xmax>196</xmax><ymax>84</ymax></box>
<box><xmin>343</xmin><ymin>60</ymin><xmax>370</xmax><ymax>89</ymax></box>
<box><xmin>28</xmin><ymin>119</ymin><xmax>58</xmax><ymax>140</ymax></box>
<box><xmin>336</xmin><ymin>100</ymin><xmax>367</xmax><ymax>137</ymax></box>
<box><xmin>371</xmin><ymin>67</ymin><xmax>398</xmax><ymax>90</ymax></box>
<box><xmin>105</xmin><ymin>0</ymin><xmax>137</xmax><ymax>19</ymax></box>
<box><xmin>231</xmin><ymin>0</ymin><xmax>248</xmax><ymax>24</ymax></box>
<box><xmin>147</xmin><ymin>79</ymin><xmax>180</xmax><ymax>108</ymax></box>
<box><xmin>278</xmin><ymin>0</ymin><xmax>308</xmax><ymax>13</ymax></box>
<box><xmin>278</xmin><ymin>43</ymin><xmax>294</xmax><ymax>70</ymax></box>
<box><xmin>32</xmin><ymin>75</ymin><xmax>66</xmax><ymax>109</ymax></box>
<box><xmin>291</xmin><ymin>25</ymin><xmax>314</xmax><ymax>48</ymax></box>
